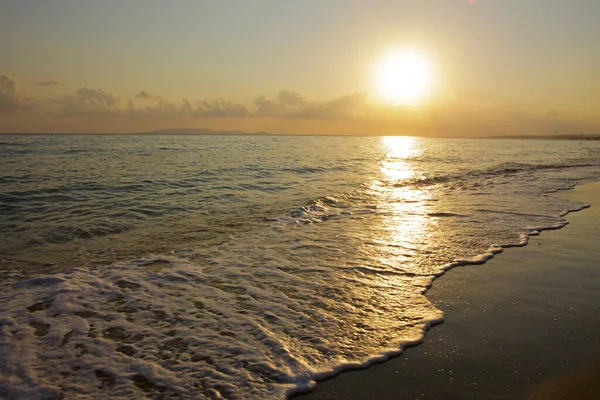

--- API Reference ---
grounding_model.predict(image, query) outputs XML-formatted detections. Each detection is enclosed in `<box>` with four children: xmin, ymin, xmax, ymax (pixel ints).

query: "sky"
<box><xmin>1</xmin><ymin>0</ymin><xmax>599</xmax><ymax>135</ymax></box>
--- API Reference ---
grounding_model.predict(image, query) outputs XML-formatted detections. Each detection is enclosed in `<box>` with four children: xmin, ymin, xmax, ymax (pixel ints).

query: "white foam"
<box><xmin>3</xmin><ymin>193</ymin><xmax>590</xmax><ymax>399</ymax></box>
<box><xmin>0</xmin><ymin>252</ymin><xmax>444</xmax><ymax>399</ymax></box>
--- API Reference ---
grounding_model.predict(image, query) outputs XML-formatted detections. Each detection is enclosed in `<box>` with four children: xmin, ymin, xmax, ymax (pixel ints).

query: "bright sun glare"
<box><xmin>374</xmin><ymin>49</ymin><xmax>434</xmax><ymax>106</ymax></box>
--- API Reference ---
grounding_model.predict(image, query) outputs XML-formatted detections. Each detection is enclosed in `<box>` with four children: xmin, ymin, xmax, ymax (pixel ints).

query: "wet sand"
<box><xmin>295</xmin><ymin>181</ymin><xmax>600</xmax><ymax>400</ymax></box>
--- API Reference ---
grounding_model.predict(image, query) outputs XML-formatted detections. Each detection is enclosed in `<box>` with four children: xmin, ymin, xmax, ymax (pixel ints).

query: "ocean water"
<box><xmin>1</xmin><ymin>134</ymin><xmax>599</xmax><ymax>399</ymax></box>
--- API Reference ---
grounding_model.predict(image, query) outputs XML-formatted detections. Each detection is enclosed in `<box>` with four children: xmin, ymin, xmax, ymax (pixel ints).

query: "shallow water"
<box><xmin>1</xmin><ymin>135</ymin><xmax>599</xmax><ymax>399</ymax></box>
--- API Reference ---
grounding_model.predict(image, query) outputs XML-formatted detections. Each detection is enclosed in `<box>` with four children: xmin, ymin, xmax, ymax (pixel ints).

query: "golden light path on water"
<box><xmin>341</xmin><ymin>137</ymin><xmax>442</xmax><ymax>352</ymax></box>
<box><xmin>376</xmin><ymin>136</ymin><xmax>436</xmax><ymax>274</ymax></box>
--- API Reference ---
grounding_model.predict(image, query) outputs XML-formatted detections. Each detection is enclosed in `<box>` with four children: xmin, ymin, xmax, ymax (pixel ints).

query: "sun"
<box><xmin>373</xmin><ymin>48</ymin><xmax>434</xmax><ymax>106</ymax></box>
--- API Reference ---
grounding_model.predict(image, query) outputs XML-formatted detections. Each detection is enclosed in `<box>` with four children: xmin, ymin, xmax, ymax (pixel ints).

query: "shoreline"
<box><xmin>294</xmin><ymin>180</ymin><xmax>600</xmax><ymax>399</ymax></box>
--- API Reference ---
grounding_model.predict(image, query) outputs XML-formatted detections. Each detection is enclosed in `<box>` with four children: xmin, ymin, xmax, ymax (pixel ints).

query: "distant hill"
<box><xmin>141</xmin><ymin>128</ymin><xmax>272</xmax><ymax>135</ymax></box>
<box><xmin>486</xmin><ymin>134</ymin><xmax>600</xmax><ymax>140</ymax></box>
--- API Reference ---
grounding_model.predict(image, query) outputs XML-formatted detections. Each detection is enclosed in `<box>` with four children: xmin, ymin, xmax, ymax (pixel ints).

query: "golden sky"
<box><xmin>1</xmin><ymin>0</ymin><xmax>599</xmax><ymax>135</ymax></box>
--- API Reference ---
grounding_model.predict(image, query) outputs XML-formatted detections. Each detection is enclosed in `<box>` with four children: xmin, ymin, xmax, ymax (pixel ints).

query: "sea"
<box><xmin>1</xmin><ymin>134</ymin><xmax>599</xmax><ymax>399</ymax></box>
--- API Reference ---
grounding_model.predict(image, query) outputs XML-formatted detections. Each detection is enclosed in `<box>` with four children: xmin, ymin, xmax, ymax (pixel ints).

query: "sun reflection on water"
<box><xmin>371</xmin><ymin>136</ymin><xmax>437</xmax><ymax>275</ymax></box>
<box><xmin>380</xmin><ymin>136</ymin><xmax>420</xmax><ymax>182</ymax></box>
<box><xmin>337</xmin><ymin>136</ymin><xmax>444</xmax><ymax>352</ymax></box>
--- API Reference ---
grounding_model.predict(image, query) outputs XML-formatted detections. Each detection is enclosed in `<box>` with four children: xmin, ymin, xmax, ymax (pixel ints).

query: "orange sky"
<box><xmin>1</xmin><ymin>1</ymin><xmax>599</xmax><ymax>135</ymax></box>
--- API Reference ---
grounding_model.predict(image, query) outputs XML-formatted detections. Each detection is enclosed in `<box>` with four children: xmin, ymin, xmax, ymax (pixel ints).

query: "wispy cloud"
<box><xmin>193</xmin><ymin>99</ymin><xmax>248</xmax><ymax>118</ymax></box>
<box><xmin>297</xmin><ymin>93</ymin><xmax>368</xmax><ymax>120</ymax></box>
<box><xmin>254</xmin><ymin>90</ymin><xmax>309</xmax><ymax>117</ymax></box>
<box><xmin>0</xmin><ymin>75</ymin><xmax>30</xmax><ymax>113</ymax></box>
<box><xmin>129</xmin><ymin>98</ymin><xmax>178</xmax><ymax>116</ymax></box>
<box><xmin>127</xmin><ymin>97</ymin><xmax>248</xmax><ymax>118</ymax></box>
<box><xmin>38</xmin><ymin>80</ymin><xmax>60</xmax><ymax>87</ymax></box>
<box><xmin>1</xmin><ymin>74</ymin><xmax>598</xmax><ymax>136</ymax></box>
<box><xmin>134</xmin><ymin>90</ymin><xmax>153</xmax><ymax>100</ymax></box>
<box><xmin>58</xmin><ymin>87</ymin><xmax>121</xmax><ymax>116</ymax></box>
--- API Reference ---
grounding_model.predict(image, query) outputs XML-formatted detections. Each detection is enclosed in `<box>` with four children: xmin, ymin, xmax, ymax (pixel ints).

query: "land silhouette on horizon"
<box><xmin>2</xmin><ymin>129</ymin><xmax>599</xmax><ymax>139</ymax></box>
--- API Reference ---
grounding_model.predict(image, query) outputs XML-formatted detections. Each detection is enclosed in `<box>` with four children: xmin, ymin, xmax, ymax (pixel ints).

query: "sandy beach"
<box><xmin>296</xmin><ymin>181</ymin><xmax>600</xmax><ymax>400</ymax></box>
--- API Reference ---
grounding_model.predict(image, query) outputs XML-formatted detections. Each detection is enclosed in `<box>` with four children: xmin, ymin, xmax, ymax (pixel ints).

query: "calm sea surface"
<box><xmin>1</xmin><ymin>135</ymin><xmax>599</xmax><ymax>399</ymax></box>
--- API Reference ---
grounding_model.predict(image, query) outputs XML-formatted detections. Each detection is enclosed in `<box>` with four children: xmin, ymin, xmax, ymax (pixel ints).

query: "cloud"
<box><xmin>180</xmin><ymin>99</ymin><xmax>194</xmax><ymax>115</ymax></box>
<box><xmin>193</xmin><ymin>99</ymin><xmax>248</xmax><ymax>117</ymax></box>
<box><xmin>128</xmin><ymin>97</ymin><xmax>247</xmax><ymax>118</ymax></box>
<box><xmin>277</xmin><ymin>90</ymin><xmax>306</xmax><ymax>107</ymax></box>
<box><xmin>1</xmin><ymin>72</ymin><xmax>598</xmax><ymax>135</ymax></box>
<box><xmin>297</xmin><ymin>93</ymin><xmax>369</xmax><ymax>120</ymax></box>
<box><xmin>254</xmin><ymin>90</ymin><xmax>309</xmax><ymax>117</ymax></box>
<box><xmin>476</xmin><ymin>107</ymin><xmax>595</xmax><ymax>135</ymax></box>
<box><xmin>129</xmin><ymin>98</ymin><xmax>178</xmax><ymax>116</ymax></box>
<box><xmin>135</xmin><ymin>90</ymin><xmax>153</xmax><ymax>100</ymax></box>
<box><xmin>38</xmin><ymin>80</ymin><xmax>60</xmax><ymax>87</ymax></box>
<box><xmin>253</xmin><ymin>91</ymin><xmax>371</xmax><ymax>121</ymax></box>
<box><xmin>58</xmin><ymin>87</ymin><xmax>121</xmax><ymax>116</ymax></box>
<box><xmin>147</xmin><ymin>99</ymin><xmax>178</xmax><ymax>115</ymax></box>
<box><xmin>0</xmin><ymin>75</ymin><xmax>29</xmax><ymax>114</ymax></box>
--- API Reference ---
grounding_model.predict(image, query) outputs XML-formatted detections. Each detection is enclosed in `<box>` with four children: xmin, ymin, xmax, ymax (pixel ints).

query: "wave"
<box><xmin>385</xmin><ymin>161</ymin><xmax>600</xmax><ymax>190</ymax></box>
<box><xmin>0</xmin><ymin>190</ymin><xmax>592</xmax><ymax>399</ymax></box>
<box><xmin>2</xmin><ymin>135</ymin><xmax>599</xmax><ymax>398</ymax></box>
